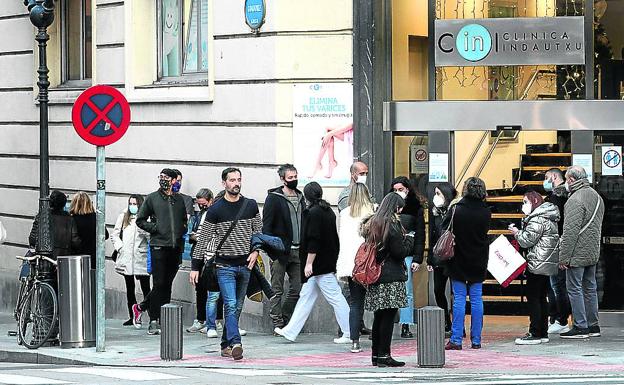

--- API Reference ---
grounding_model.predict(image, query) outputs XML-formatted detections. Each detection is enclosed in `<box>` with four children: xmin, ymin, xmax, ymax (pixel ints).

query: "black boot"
<box><xmin>401</xmin><ymin>324</ymin><xmax>413</xmax><ymax>339</ymax></box>
<box><xmin>371</xmin><ymin>355</ymin><xmax>378</xmax><ymax>366</ymax></box>
<box><xmin>377</xmin><ymin>355</ymin><xmax>405</xmax><ymax>367</ymax></box>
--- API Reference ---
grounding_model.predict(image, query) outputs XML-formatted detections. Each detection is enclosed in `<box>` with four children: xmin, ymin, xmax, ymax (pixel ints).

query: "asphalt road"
<box><xmin>1</xmin><ymin>363</ymin><xmax>624</xmax><ymax>385</ymax></box>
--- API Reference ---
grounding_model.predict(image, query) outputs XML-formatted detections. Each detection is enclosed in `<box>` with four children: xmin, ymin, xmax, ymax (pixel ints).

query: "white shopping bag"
<box><xmin>487</xmin><ymin>235</ymin><xmax>527</xmax><ymax>288</ymax></box>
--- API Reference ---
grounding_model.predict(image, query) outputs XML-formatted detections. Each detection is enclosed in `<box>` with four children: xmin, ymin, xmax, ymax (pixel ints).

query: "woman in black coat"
<box><xmin>427</xmin><ymin>182</ymin><xmax>457</xmax><ymax>334</ymax></box>
<box><xmin>362</xmin><ymin>193</ymin><xmax>414</xmax><ymax>367</ymax></box>
<box><xmin>389</xmin><ymin>176</ymin><xmax>425</xmax><ymax>338</ymax></box>
<box><xmin>70</xmin><ymin>191</ymin><xmax>108</xmax><ymax>269</ymax></box>
<box><xmin>443</xmin><ymin>177</ymin><xmax>491</xmax><ymax>350</ymax></box>
<box><xmin>274</xmin><ymin>182</ymin><xmax>350</xmax><ymax>343</ymax></box>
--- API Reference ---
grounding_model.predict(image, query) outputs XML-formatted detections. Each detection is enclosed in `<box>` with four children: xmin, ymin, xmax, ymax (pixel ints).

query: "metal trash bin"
<box><xmin>57</xmin><ymin>255</ymin><xmax>95</xmax><ymax>348</ymax></box>
<box><xmin>416</xmin><ymin>306</ymin><xmax>445</xmax><ymax>368</ymax></box>
<box><xmin>161</xmin><ymin>304</ymin><xmax>183</xmax><ymax>360</ymax></box>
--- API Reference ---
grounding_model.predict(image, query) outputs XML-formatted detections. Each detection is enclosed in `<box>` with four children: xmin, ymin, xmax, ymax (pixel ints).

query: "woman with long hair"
<box><xmin>274</xmin><ymin>182</ymin><xmax>350</xmax><ymax>343</ymax></box>
<box><xmin>444</xmin><ymin>177</ymin><xmax>491</xmax><ymax>350</ymax></box>
<box><xmin>389</xmin><ymin>176</ymin><xmax>425</xmax><ymax>339</ymax></box>
<box><xmin>70</xmin><ymin>191</ymin><xmax>108</xmax><ymax>269</ymax></box>
<box><xmin>336</xmin><ymin>182</ymin><xmax>375</xmax><ymax>353</ymax></box>
<box><xmin>428</xmin><ymin>182</ymin><xmax>457</xmax><ymax>335</ymax></box>
<box><xmin>112</xmin><ymin>194</ymin><xmax>151</xmax><ymax>327</ymax></box>
<box><xmin>362</xmin><ymin>193</ymin><xmax>414</xmax><ymax>367</ymax></box>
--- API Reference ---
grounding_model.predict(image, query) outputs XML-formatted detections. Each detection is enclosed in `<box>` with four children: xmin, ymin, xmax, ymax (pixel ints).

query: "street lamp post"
<box><xmin>24</xmin><ymin>0</ymin><xmax>56</xmax><ymax>274</ymax></box>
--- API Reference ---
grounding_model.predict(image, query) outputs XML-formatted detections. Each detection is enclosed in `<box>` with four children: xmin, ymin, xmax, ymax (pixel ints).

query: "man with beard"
<box><xmin>190</xmin><ymin>167</ymin><xmax>262</xmax><ymax>360</ymax></box>
<box><xmin>134</xmin><ymin>168</ymin><xmax>188</xmax><ymax>335</ymax></box>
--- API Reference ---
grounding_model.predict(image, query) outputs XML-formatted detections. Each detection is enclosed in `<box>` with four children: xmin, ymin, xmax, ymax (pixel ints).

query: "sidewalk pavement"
<box><xmin>1</xmin><ymin>312</ymin><xmax>623</xmax><ymax>374</ymax></box>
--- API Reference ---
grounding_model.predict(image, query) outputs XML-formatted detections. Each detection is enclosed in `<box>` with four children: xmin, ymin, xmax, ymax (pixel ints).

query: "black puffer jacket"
<box><xmin>136</xmin><ymin>190</ymin><xmax>188</xmax><ymax>248</ymax></box>
<box><xmin>400</xmin><ymin>195</ymin><xmax>426</xmax><ymax>263</ymax></box>
<box><xmin>29</xmin><ymin>211</ymin><xmax>81</xmax><ymax>259</ymax></box>
<box><xmin>299</xmin><ymin>204</ymin><xmax>339</xmax><ymax>283</ymax></box>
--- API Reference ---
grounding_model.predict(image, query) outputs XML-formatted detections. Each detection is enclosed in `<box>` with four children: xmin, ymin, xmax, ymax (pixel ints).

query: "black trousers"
<box><xmin>433</xmin><ymin>267</ymin><xmax>451</xmax><ymax>330</ymax></box>
<box><xmin>140</xmin><ymin>246</ymin><xmax>180</xmax><ymax>321</ymax></box>
<box><xmin>195</xmin><ymin>276</ymin><xmax>207</xmax><ymax>322</ymax></box>
<box><xmin>526</xmin><ymin>271</ymin><xmax>550</xmax><ymax>338</ymax></box>
<box><xmin>123</xmin><ymin>275</ymin><xmax>151</xmax><ymax>318</ymax></box>
<box><xmin>371</xmin><ymin>308</ymin><xmax>398</xmax><ymax>357</ymax></box>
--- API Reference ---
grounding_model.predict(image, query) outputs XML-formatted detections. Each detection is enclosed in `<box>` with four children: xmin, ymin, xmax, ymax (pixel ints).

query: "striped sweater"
<box><xmin>191</xmin><ymin>196</ymin><xmax>262</xmax><ymax>270</ymax></box>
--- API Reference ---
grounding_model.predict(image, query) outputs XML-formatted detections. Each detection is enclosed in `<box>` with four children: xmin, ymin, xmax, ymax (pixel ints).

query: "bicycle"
<box><xmin>14</xmin><ymin>253</ymin><xmax>58</xmax><ymax>349</ymax></box>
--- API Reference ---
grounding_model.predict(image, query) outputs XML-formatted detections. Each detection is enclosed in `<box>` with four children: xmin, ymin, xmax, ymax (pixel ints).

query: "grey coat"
<box><xmin>514</xmin><ymin>202</ymin><xmax>560</xmax><ymax>276</ymax></box>
<box><xmin>559</xmin><ymin>179</ymin><xmax>605</xmax><ymax>267</ymax></box>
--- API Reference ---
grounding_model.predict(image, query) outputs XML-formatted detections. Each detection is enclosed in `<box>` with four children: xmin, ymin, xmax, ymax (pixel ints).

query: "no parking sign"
<box><xmin>602</xmin><ymin>146</ymin><xmax>622</xmax><ymax>176</ymax></box>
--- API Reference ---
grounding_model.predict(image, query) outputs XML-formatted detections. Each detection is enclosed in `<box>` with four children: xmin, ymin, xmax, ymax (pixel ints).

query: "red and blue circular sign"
<box><xmin>71</xmin><ymin>85</ymin><xmax>131</xmax><ymax>146</ymax></box>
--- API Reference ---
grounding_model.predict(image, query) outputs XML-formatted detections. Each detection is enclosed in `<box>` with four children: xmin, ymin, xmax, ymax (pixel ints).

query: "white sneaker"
<box><xmin>274</xmin><ymin>327</ymin><xmax>295</xmax><ymax>342</ymax></box>
<box><xmin>548</xmin><ymin>321</ymin><xmax>570</xmax><ymax>334</ymax></box>
<box><xmin>239</xmin><ymin>328</ymin><xmax>247</xmax><ymax>336</ymax></box>
<box><xmin>186</xmin><ymin>320</ymin><xmax>205</xmax><ymax>333</ymax></box>
<box><xmin>216</xmin><ymin>321</ymin><xmax>223</xmax><ymax>331</ymax></box>
<box><xmin>205</xmin><ymin>329</ymin><xmax>218</xmax><ymax>338</ymax></box>
<box><xmin>541</xmin><ymin>337</ymin><xmax>550</xmax><ymax>343</ymax></box>
<box><xmin>333</xmin><ymin>336</ymin><xmax>351</xmax><ymax>344</ymax></box>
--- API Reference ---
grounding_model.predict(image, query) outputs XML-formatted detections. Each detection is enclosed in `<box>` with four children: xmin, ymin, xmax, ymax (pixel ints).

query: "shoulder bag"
<box><xmin>432</xmin><ymin>205</ymin><xmax>456</xmax><ymax>262</ymax></box>
<box><xmin>201</xmin><ymin>199</ymin><xmax>249</xmax><ymax>292</ymax></box>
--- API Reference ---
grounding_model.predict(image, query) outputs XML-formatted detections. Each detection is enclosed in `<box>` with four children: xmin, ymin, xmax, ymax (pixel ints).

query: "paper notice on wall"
<box><xmin>293</xmin><ymin>83</ymin><xmax>353</xmax><ymax>187</ymax></box>
<box><xmin>411</xmin><ymin>145</ymin><xmax>429</xmax><ymax>175</ymax></box>
<box><xmin>429</xmin><ymin>153</ymin><xmax>449</xmax><ymax>182</ymax></box>
<box><xmin>572</xmin><ymin>154</ymin><xmax>593</xmax><ymax>183</ymax></box>
<box><xmin>601</xmin><ymin>146</ymin><xmax>622</xmax><ymax>176</ymax></box>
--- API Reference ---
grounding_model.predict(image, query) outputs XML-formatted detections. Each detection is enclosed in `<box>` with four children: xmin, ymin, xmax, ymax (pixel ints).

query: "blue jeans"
<box><xmin>216</xmin><ymin>265</ymin><xmax>251</xmax><ymax>349</ymax></box>
<box><xmin>205</xmin><ymin>291</ymin><xmax>221</xmax><ymax>330</ymax></box>
<box><xmin>399</xmin><ymin>256</ymin><xmax>415</xmax><ymax>325</ymax></box>
<box><xmin>450</xmin><ymin>280</ymin><xmax>483</xmax><ymax>346</ymax></box>
<box><xmin>566</xmin><ymin>265</ymin><xmax>599</xmax><ymax>330</ymax></box>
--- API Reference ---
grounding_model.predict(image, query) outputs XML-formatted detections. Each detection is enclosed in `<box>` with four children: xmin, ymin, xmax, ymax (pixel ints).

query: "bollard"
<box><xmin>416</xmin><ymin>306</ymin><xmax>445</xmax><ymax>368</ymax></box>
<box><xmin>160</xmin><ymin>304</ymin><xmax>183</xmax><ymax>361</ymax></box>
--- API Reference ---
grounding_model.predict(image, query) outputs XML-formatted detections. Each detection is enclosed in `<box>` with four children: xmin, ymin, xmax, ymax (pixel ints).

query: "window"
<box><xmin>60</xmin><ymin>0</ymin><xmax>92</xmax><ymax>84</ymax></box>
<box><xmin>157</xmin><ymin>0</ymin><xmax>209</xmax><ymax>81</ymax></box>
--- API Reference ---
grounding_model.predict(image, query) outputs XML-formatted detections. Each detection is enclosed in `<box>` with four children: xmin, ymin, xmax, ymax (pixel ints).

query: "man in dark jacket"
<box><xmin>543</xmin><ymin>168</ymin><xmax>571</xmax><ymax>335</ymax></box>
<box><xmin>262</xmin><ymin>164</ymin><xmax>305</xmax><ymax>330</ymax></box>
<box><xmin>29</xmin><ymin>190</ymin><xmax>81</xmax><ymax>259</ymax></box>
<box><xmin>134</xmin><ymin>168</ymin><xmax>188</xmax><ymax>335</ymax></box>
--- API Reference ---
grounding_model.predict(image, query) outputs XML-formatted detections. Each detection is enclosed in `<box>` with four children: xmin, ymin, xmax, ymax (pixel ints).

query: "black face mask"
<box><xmin>198</xmin><ymin>204</ymin><xmax>209</xmax><ymax>210</ymax></box>
<box><xmin>159</xmin><ymin>179</ymin><xmax>171</xmax><ymax>191</ymax></box>
<box><xmin>285</xmin><ymin>179</ymin><xmax>298</xmax><ymax>190</ymax></box>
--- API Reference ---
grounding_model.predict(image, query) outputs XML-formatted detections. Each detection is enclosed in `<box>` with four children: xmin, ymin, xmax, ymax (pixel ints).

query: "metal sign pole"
<box><xmin>95</xmin><ymin>145</ymin><xmax>106</xmax><ymax>352</ymax></box>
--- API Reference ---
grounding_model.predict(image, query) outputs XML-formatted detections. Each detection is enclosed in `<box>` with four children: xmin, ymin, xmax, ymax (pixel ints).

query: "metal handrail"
<box><xmin>519</xmin><ymin>69</ymin><xmax>556</xmax><ymax>100</ymax></box>
<box><xmin>455</xmin><ymin>131</ymin><xmax>489</xmax><ymax>189</ymax></box>
<box><xmin>475</xmin><ymin>130</ymin><xmax>505</xmax><ymax>179</ymax></box>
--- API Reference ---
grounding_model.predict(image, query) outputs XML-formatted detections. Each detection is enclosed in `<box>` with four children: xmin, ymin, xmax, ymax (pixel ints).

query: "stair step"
<box><xmin>537</xmin><ymin>94</ymin><xmax>558</xmax><ymax>99</ymax></box>
<box><xmin>484</xmin><ymin>279</ymin><xmax>522</xmax><ymax>285</ymax></box>
<box><xmin>487</xmin><ymin>195</ymin><xmax>524</xmax><ymax>203</ymax></box>
<box><xmin>516</xmin><ymin>180</ymin><xmax>543</xmax><ymax>185</ymax></box>
<box><xmin>528</xmin><ymin>153</ymin><xmax>572</xmax><ymax>157</ymax></box>
<box><xmin>522</xmin><ymin>166</ymin><xmax>568</xmax><ymax>171</ymax></box>
<box><xmin>491</xmin><ymin>213</ymin><xmax>525</xmax><ymax>219</ymax></box>
<box><xmin>488</xmin><ymin>229</ymin><xmax>513</xmax><ymax>235</ymax></box>
<box><xmin>482</xmin><ymin>295</ymin><xmax>524</xmax><ymax>302</ymax></box>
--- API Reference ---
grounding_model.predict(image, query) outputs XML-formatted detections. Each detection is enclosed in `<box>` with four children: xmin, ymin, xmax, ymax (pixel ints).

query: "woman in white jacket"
<box><xmin>336</xmin><ymin>183</ymin><xmax>374</xmax><ymax>353</ymax></box>
<box><xmin>112</xmin><ymin>194</ymin><xmax>151</xmax><ymax>327</ymax></box>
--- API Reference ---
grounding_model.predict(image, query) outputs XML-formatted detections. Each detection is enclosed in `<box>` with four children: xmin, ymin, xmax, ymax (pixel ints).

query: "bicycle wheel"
<box><xmin>18</xmin><ymin>282</ymin><xmax>58</xmax><ymax>349</ymax></box>
<box><xmin>14</xmin><ymin>279</ymin><xmax>29</xmax><ymax>322</ymax></box>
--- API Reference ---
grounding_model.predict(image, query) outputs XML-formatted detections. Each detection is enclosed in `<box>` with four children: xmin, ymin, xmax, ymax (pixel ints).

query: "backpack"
<box><xmin>352</xmin><ymin>242</ymin><xmax>383</xmax><ymax>286</ymax></box>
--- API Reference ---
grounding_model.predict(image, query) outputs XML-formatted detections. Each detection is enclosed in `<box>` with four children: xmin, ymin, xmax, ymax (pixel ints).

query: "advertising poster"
<box><xmin>601</xmin><ymin>146</ymin><xmax>622</xmax><ymax>176</ymax></box>
<box><xmin>293</xmin><ymin>83</ymin><xmax>353</xmax><ymax>187</ymax></box>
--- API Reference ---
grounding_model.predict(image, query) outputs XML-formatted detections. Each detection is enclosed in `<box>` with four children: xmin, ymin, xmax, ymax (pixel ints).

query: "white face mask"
<box><xmin>395</xmin><ymin>190</ymin><xmax>407</xmax><ymax>200</ymax></box>
<box><xmin>433</xmin><ymin>194</ymin><xmax>445</xmax><ymax>208</ymax></box>
<box><xmin>521</xmin><ymin>202</ymin><xmax>532</xmax><ymax>215</ymax></box>
<box><xmin>356</xmin><ymin>175</ymin><xmax>367</xmax><ymax>184</ymax></box>
<box><xmin>564</xmin><ymin>182</ymin><xmax>570</xmax><ymax>192</ymax></box>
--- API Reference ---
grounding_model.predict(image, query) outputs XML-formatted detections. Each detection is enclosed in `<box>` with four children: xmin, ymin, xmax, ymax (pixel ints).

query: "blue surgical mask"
<box><xmin>172</xmin><ymin>181</ymin><xmax>181</xmax><ymax>193</ymax></box>
<box><xmin>128</xmin><ymin>205</ymin><xmax>138</xmax><ymax>215</ymax></box>
<box><xmin>543</xmin><ymin>179</ymin><xmax>553</xmax><ymax>192</ymax></box>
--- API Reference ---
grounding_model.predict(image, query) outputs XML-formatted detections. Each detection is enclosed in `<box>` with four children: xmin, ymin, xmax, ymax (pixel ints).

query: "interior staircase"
<box><xmin>481</xmin><ymin>143</ymin><xmax>572</xmax><ymax>315</ymax></box>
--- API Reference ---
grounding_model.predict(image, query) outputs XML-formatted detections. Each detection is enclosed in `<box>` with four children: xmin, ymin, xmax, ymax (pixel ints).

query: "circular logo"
<box><xmin>603</xmin><ymin>150</ymin><xmax>621</xmax><ymax>168</ymax></box>
<box><xmin>456</xmin><ymin>24</ymin><xmax>492</xmax><ymax>62</ymax></box>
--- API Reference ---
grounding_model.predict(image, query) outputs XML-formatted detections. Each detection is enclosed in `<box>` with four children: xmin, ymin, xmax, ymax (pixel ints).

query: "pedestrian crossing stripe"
<box><xmin>45</xmin><ymin>368</ymin><xmax>183</xmax><ymax>381</ymax></box>
<box><xmin>0</xmin><ymin>373</ymin><xmax>69</xmax><ymax>385</ymax></box>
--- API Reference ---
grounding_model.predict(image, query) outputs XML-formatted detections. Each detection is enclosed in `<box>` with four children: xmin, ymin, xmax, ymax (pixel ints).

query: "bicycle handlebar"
<box><xmin>16</xmin><ymin>254</ymin><xmax>58</xmax><ymax>266</ymax></box>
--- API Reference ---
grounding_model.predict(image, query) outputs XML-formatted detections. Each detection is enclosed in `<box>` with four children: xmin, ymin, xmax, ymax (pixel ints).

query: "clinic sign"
<box><xmin>435</xmin><ymin>17</ymin><xmax>585</xmax><ymax>66</ymax></box>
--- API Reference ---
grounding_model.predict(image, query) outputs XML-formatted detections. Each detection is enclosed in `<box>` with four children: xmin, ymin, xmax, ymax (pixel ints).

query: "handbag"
<box><xmin>200</xmin><ymin>199</ymin><xmax>249</xmax><ymax>292</ymax></box>
<box><xmin>432</xmin><ymin>205</ymin><xmax>456</xmax><ymax>262</ymax></box>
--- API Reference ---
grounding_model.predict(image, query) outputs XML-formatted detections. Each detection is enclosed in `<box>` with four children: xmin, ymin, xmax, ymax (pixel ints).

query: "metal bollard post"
<box><xmin>160</xmin><ymin>304</ymin><xmax>183</xmax><ymax>361</ymax></box>
<box><xmin>416</xmin><ymin>306</ymin><xmax>445</xmax><ymax>368</ymax></box>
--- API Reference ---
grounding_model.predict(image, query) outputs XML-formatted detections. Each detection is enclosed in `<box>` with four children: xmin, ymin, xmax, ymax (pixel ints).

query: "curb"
<box><xmin>0</xmin><ymin>349</ymin><xmax>91</xmax><ymax>366</ymax></box>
